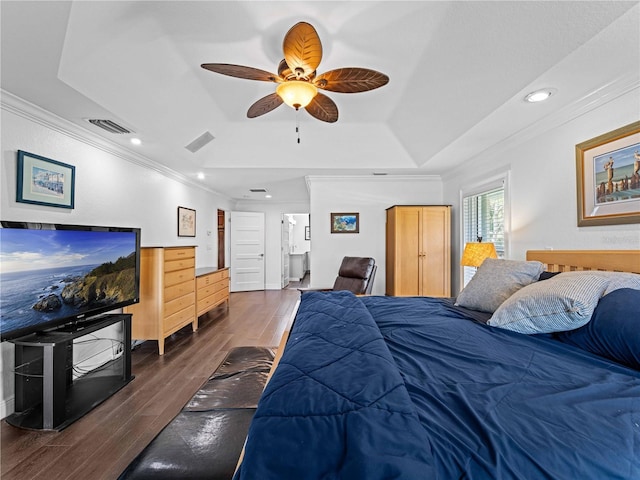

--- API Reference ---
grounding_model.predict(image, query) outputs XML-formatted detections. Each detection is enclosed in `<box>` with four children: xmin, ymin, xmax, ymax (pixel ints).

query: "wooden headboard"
<box><xmin>526</xmin><ymin>250</ymin><xmax>640</xmax><ymax>274</ymax></box>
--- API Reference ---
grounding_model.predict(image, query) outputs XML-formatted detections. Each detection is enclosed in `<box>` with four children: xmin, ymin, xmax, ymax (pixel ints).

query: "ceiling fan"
<box><xmin>201</xmin><ymin>22</ymin><xmax>389</xmax><ymax>123</ymax></box>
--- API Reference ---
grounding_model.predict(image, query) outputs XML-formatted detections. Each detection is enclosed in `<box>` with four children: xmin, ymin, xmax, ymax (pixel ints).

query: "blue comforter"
<box><xmin>234</xmin><ymin>291</ymin><xmax>640</xmax><ymax>479</ymax></box>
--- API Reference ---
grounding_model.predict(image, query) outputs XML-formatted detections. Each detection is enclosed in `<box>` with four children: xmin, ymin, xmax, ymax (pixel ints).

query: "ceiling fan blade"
<box><xmin>247</xmin><ymin>93</ymin><xmax>284</xmax><ymax>118</ymax></box>
<box><xmin>277</xmin><ymin>59</ymin><xmax>292</xmax><ymax>79</ymax></box>
<box><xmin>314</xmin><ymin>68</ymin><xmax>389</xmax><ymax>93</ymax></box>
<box><xmin>305</xmin><ymin>93</ymin><xmax>338</xmax><ymax>123</ymax></box>
<box><xmin>283</xmin><ymin>22</ymin><xmax>322</xmax><ymax>79</ymax></box>
<box><xmin>201</xmin><ymin>63</ymin><xmax>280</xmax><ymax>82</ymax></box>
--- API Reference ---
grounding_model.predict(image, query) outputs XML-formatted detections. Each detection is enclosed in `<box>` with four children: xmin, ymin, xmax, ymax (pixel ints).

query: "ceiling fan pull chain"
<box><xmin>296</xmin><ymin>109</ymin><xmax>301</xmax><ymax>144</ymax></box>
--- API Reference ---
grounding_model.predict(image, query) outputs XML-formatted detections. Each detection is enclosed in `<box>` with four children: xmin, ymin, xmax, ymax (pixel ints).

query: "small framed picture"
<box><xmin>330</xmin><ymin>212</ymin><xmax>359</xmax><ymax>234</ymax></box>
<box><xmin>16</xmin><ymin>150</ymin><xmax>75</xmax><ymax>209</ymax></box>
<box><xmin>305</xmin><ymin>226</ymin><xmax>310</xmax><ymax>240</ymax></box>
<box><xmin>178</xmin><ymin>206</ymin><xmax>196</xmax><ymax>237</ymax></box>
<box><xmin>575</xmin><ymin>121</ymin><xmax>640</xmax><ymax>226</ymax></box>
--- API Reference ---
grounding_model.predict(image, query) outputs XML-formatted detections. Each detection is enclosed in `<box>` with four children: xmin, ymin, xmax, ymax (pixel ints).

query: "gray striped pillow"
<box><xmin>488</xmin><ymin>273</ymin><xmax>610</xmax><ymax>334</ymax></box>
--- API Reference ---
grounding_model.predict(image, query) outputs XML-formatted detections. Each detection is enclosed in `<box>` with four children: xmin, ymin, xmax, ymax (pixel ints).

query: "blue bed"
<box><xmin>234</xmin><ymin>288</ymin><xmax>640</xmax><ymax>479</ymax></box>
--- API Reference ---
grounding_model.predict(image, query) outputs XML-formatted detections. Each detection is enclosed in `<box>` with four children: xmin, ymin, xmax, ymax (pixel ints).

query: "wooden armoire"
<box><xmin>385</xmin><ymin>205</ymin><xmax>451</xmax><ymax>297</ymax></box>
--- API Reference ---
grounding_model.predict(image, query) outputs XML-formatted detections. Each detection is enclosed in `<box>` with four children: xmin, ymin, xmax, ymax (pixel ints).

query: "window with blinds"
<box><xmin>462</xmin><ymin>185</ymin><xmax>505</xmax><ymax>286</ymax></box>
<box><xmin>462</xmin><ymin>187</ymin><xmax>505</xmax><ymax>256</ymax></box>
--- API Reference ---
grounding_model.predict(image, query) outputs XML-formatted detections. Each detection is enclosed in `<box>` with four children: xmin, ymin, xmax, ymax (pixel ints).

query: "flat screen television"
<box><xmin>0</xmin><ymin>221</ymin><xmax>141</xmax><ymax>341</ymax></box>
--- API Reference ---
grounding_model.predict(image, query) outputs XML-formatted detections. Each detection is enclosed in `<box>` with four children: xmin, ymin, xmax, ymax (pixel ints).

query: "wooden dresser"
<box><xmin>125</xmin><ymin>246</ymin><xmax>197</xmax><ymax>355</ymax></box>
<box><xmin>195</xmin><ymin>267</ymin><xmax>230</xmax><ymax>318</ymax></box>
<box><xmin>386</xmin><ymin>205</ymin><xmax>451</xmax><ymax>297</ymax></box>
<box><xmin>125</xmin><ymin>247</ymin><xmax>231</xmax><ymax>355</ymax></box>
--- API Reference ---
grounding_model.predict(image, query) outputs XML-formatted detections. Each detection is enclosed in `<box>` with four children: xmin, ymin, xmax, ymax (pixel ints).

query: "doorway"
<box><xmin>229</xmin><ymin>211</ymin><xmax>265</xmax><ymax>292</ymax></box>
<box><xmin>283</xmin><ymin>213</ymin><xmax>310</xmax><ymax>289</ymax></box>
<box><xmin>281</xmin><ymin>215</ymin><xmax>290</xmax><ymax>288</ymax></box>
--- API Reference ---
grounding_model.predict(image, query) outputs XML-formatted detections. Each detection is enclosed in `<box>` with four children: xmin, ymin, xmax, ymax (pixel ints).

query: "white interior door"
<box><xmin>281</xmin><ymin>215</ymin><xmax>290</xmax><ymax>288</ymax></box>
<box><xmin>230</xmin><ymin>211</ymin><xmax>265</xmax><ymax>292</ymax></box>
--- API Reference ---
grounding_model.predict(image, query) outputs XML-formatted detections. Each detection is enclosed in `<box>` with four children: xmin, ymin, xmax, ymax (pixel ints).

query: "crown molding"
<box><xmin>1</xmin><ymin>90</ymin><xmax>229</xmax><ymax>199</ymax></box>
<box><xmin>441</xmin><ymin>73</ymin><xmax>640</xmax><ymax>182</ymax></box>
<box><xmin>305</xmin><ymin>174</ymin><xmax>441</xmax><ymax>187</ymax></box>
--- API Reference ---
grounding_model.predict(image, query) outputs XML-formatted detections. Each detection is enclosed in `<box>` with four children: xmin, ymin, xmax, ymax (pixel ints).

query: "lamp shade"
<box><xmin>460</xmin><ymin>242</ymin><xmax>498</xmax><ymax>267</ymax></box>
<box><xmin>276</xmin><ymin>80</ymin><xmax>318</xmax><ymax>109</ymax></box>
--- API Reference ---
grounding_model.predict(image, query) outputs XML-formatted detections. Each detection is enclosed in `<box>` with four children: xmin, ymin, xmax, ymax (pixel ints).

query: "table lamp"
<box><xmin>460</xmin><ymin>240</ymin><xmax>498</xmax><ymax>268</ymax></box>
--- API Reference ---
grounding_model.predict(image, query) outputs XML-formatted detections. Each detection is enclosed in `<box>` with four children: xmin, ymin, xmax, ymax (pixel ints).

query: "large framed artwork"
<box><xmin>16</xmin><ymin>150</ymin><xmax>75</xmax><ymax>209</ymax></box>
<box><xmin>575</xmin><ymin>121</ymin><xmax>640</xmax><ymax>226</ymax></box>
<box><xmin>178</xmin><ymin>206</ymin><xmax>196</xmax><ymax>237</ymax></box>
<box><xmin>330</xmin><ymin>212</ymin><xmax>359</xmax><ymax>233</ymax></box>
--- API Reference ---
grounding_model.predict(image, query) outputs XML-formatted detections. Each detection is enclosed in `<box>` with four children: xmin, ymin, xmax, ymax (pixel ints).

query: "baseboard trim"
<box><xmin>1</xmin><ymin>395</ymin><xmax>15</xmax><ymax>419</ymax></box>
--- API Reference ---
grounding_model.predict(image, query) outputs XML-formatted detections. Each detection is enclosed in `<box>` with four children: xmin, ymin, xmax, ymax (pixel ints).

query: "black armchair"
<box><xmin>331</xmin><ymin>256</ymin><xmax>377</xmax><ymax>295</ymax></box>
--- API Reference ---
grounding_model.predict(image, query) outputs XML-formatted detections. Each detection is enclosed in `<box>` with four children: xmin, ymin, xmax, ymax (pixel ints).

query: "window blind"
<box><xmin>462</xmin><ymin>186</ymin><xmax>505</xmax><ymax>255</ymax></box>
<box><xmin>462</xmin><ymin>186</ymin><xmax>505</xmax><ymax>286</ymax></box>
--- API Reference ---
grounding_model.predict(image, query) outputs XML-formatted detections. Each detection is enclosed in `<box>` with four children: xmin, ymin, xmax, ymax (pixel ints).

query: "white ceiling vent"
<box><xmin>185</xmin><ymin>131</ymin><xmax>215</xmax><ymax>153</ymax></box>
<box><xmin>86</xmin><ymin>119</ymin><xmax>132</xmax><ymax>134</ymax></box>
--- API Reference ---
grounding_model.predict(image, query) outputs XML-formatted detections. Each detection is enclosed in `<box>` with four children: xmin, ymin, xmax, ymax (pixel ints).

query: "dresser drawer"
<box><xmin>163</xmin><ymin>306</ymin><xmax>194</xmax><ymax>334</ymax></box>
<box><xmin>165</xmin><ymin>291</ymin><xmax>195</xmax><ymax>317</ymax></box>
<box><xmin>164</xmin><ymin>247</ymin><xmax>195</xmax><ymax>262</ymax></box>
<box><xmin>197</xmin><ymin>289</ymin><xmax>228</xmax><ymax>314</ymax></box>
<box><xmin>214</xmin><ymin>277</ymin><xmax>229</xmax><ymax>292</ymax></box>
<box><xmin>165</xmin><ymin>280</ymin><xmax>193</xmax><ymax>303</ymax></box>
<box><xmin>196</xmin><ymin>270</ymin><xmax>227</xmax><ymax>288</ymax></box>
<box><xmin>197</xmin><ymin>283</ymin><xmax>217</xmax><ymax>299</ymax></box>
<box><xmin>165</xmin><ymin>268</ymin><xmax>195</xmax><ymax>288</ymax></box>
<box><xmin>165</xmin><ymin>257</ymin><xmax>195</xmax><ymax>273</ymax></box>
<box><xmin>198</xmin><ymin>278</ymin><xmax>228</xmax><ymax>297</ymax></box>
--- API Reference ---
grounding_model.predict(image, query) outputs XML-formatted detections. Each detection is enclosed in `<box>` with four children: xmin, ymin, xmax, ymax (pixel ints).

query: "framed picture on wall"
<box><xmin>16</xmin><ymin>150</ymin><xmax>75</xmax><ymax>209</ymax></box>
<box><xmin>178</xmin><ymin>206</ymin><xmax>196</xmax><ymax>237</ymax></box>
<box><xmin>330</xmin><ymin>212</ymin><xmax>359</xmax><ymax>233</ymax></box>
<box><xmin>575</xmin><ymin>121</ymin><xmax>640</xmax><ymax>226</ymax></box>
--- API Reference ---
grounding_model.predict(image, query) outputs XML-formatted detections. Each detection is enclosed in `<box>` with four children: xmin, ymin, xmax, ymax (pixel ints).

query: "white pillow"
<box><xmin>455</xmin><ymin>258</ymin><xmax>544</xmax><ymax>313</ymax></box>
<box><xmin>488</xmin><ymin>273</ymin><xmax>610</xmax><ymax>334</ymax></box>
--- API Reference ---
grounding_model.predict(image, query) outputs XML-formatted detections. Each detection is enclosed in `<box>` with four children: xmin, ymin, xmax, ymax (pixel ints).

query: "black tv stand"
<box><xmin>6</xmin><ymin>314</ymin><xmax>133</xmax><ymax>431</ymax></box>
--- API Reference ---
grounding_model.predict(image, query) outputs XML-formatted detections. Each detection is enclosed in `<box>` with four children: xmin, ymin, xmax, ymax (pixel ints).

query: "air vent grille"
<box><xmin>87</xmin><ymin>119</ymin><xmax>132</xmax><ymax>134</ymax></box>
<box><xmin>185</xmin><ymin>131</ymin><xmax>215</xmax><ymax>153</ymax></box>
<box><xmin>249</xmin><ymin>188</ymin><xmax>267</xmax><ymax>193</ymax></box>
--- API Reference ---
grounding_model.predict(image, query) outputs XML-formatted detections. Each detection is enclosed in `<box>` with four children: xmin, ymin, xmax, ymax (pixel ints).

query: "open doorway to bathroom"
<box><xmin>282</xmin><ymin>213</ymin><xmax>310</xmax><ymax>289</ymax></box>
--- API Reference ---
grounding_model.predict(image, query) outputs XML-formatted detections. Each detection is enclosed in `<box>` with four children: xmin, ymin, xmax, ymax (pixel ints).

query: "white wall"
<box><xmin>1</xmin><ymin>96</ymin><xmax>233</xmax><ymax>417</ymax></box>
<box><xmin>307</xmin><ymin>176</ymin><xmax>444</xmax><ymax>295</ymax></box>
<box><xmin>443</xmin><ymin>88</ymin><xmax>640</xmax><ymax>294</ymax></box>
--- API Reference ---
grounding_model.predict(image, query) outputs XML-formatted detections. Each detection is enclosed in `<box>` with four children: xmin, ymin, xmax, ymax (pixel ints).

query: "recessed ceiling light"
<box><xmin>130</xmin><ymin>138</ymin><xmax>142</xmax><ymax>145</ymax></box>
<box><xmin>197</xmin><ymin>172</ymin><xmax>205</xmax><ymax>180</ymax></box>
<box><xmin>524</xmin><ymin>88</ymin><xmax>556</xmax><ymax>103</ymax></box>
<box><xmin>265</xmin><ymin>194</ymin><xmax>273</xmax><ymax>199</ymax></box>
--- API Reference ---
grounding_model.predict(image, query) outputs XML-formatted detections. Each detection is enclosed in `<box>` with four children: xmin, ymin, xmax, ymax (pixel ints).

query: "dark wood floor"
<box><xmin>286</xmin><ymin>272</ymin><xmax>310</xmax><ymax>289</ymax></box>
<box><xmin>1</xmin><ymin>289</ymin><xmax>300</xmax><ymax>480</ymax></box>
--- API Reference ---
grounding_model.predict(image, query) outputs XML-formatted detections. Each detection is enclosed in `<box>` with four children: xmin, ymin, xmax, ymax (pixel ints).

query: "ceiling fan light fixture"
<box><xmin>276</xmin><ymin>81</ymin><xmax>318</xmax><ymax>109</ymax></box>
<box><xmin>202</xmin><ymin>22</ymin><xmax>388</xmax><ymax>123</ymax></box>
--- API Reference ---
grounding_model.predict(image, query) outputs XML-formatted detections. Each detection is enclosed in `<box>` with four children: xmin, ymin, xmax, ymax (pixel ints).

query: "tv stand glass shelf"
<box><xmin>6</xmin><ymin>313</ymin><xmax>133</xmax><ymax>431</ymax></box>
